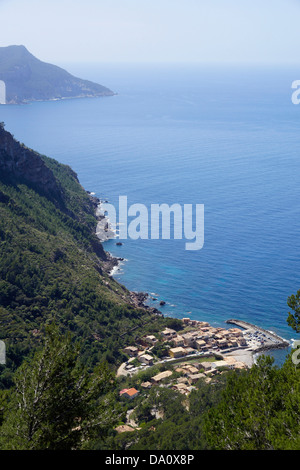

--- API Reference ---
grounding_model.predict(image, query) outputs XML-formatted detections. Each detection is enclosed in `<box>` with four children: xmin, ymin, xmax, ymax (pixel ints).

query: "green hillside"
<box><xmin>0</xmin><ymin>124</ymin><xmax>299</xmax><ymax>451</ymax></box>
<box><xmin>0</xmin><ymin>123</ymin><xmax>171</xmax><ymax>383</ymax></box>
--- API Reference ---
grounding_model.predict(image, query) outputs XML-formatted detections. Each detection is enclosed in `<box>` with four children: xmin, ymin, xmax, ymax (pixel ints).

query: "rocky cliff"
<box><xmin>0</xmin><ymin>123</ymin><xmax>62</xmax><ymax>199</ymax></box>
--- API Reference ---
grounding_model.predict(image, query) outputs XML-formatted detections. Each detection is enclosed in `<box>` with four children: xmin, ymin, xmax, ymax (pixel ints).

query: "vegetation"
<box><xmin>0</xmin><ymin>45</ymin><xmax>114</xmax><ymax>104</ymax></box>
<box><xmin>0</xmin><ymin>325</ymin><xmax>116</xmax><ymax>450</ymax></box>
<box><xmin>287</xmin><ymin>289</ymin><xmax>300</xmax><ymax>333</ymax></box>
<box><xmin>0</xmin><ymin>126</ymin><xmax>299</xmax><ymax>450</ymax></box>
<box><xmin>0</xmin><ymin>125</ymin><xmax>174</xmax><ymax>385</ymax></box>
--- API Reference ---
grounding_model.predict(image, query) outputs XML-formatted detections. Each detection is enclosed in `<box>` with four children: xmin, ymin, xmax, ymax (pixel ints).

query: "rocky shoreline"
<box><xmin>90</xmin><ymin>191</ymin><xmax>291</xmax><ymax>360</ymax></box>
<box><xmin>89</xmin><ymin>192</ymin><xmax>162</xmax><ymax>316</ymax></box>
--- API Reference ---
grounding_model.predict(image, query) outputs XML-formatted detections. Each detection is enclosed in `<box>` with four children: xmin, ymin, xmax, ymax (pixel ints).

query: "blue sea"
<box><xmin>2</xmin><ymin>63</ymin><xmax>300</xmax><ymax>364</ymax></box>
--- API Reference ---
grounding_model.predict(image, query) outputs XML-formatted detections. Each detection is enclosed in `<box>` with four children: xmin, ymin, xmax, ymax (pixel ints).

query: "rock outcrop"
<box><xmin>0</xmin><ymin>123</ymin><xmax>61</xmax><ymax>199</ymax></box>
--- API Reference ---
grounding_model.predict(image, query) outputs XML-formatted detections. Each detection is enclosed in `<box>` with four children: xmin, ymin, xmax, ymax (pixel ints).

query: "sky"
<box><xmin>0</xmin><ymin>0</ymin><xmax>300</xmax><ymax>64</ymax></box>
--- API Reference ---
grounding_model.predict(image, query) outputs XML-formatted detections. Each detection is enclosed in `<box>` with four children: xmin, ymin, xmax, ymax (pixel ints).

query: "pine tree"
<box><xmin>0</xmin><ymin>324</ymin><xmax>116</xmax><ymax>450</ymax></box>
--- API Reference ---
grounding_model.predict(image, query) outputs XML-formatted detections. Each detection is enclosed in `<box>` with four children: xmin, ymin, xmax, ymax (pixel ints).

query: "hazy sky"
<box><xmin>1</xmin><ymin>0</ymin><xmax>300</xmax><ymax>64</ymax></box>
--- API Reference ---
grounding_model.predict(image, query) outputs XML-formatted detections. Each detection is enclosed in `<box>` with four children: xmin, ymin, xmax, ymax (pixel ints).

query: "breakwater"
<box><xmin>226</xmin><ymin>319</ymin><xmax>290</xmax><ymax>353</ymax></box>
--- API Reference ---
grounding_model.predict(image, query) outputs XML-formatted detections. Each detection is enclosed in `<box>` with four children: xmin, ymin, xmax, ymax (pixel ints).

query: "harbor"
<box><xmin>225</xmin><ymin>319</ymin><xmax>290</xmax><ymax>354</ymax></box>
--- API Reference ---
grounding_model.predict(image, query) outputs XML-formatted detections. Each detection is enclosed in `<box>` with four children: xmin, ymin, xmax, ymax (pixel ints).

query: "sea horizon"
<box><xmin>1</xmin><ymin>62</ymin><xmax>299</xmax><ymax>364</ymax></box>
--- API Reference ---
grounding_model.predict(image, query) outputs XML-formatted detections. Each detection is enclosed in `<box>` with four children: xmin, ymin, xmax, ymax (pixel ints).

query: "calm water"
<box><xmin>2</xmin><ymin>63</ymin><xmax>300</xmax><ymax>363</ymax></box>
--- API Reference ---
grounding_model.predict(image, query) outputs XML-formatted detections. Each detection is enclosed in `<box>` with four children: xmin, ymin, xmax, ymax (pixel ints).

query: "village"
<box><xmin>117</xmin><ymin>317</ymin><xmax>254</xmax><ymax>404</ymax></box>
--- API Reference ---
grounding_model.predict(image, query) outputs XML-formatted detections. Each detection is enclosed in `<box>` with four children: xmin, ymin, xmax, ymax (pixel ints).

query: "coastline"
<box><xmin>6</xmin><ymin>92</ymin><xmax>116</xmax><ymax>106</ymax></box>
<box><xmin>92</xmin><ymin>193</ymin><xmax>291</xmax><ymax>367</ymax></box>
<box><xmin>92</xmin><ymin>194</ymin><xmax>162</xmax><ymax>316</ymax></box>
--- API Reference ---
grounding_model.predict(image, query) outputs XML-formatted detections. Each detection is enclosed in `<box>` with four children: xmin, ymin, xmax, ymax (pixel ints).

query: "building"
<box><xmin>195</xmin><ymin>339</ymin><xmax>207</xmax><ymax>350</ymax></box>
<box><xmin>211</xmin><ymin>361</ymin><xmax>231</xmax><ymax>370</ymax></box>
<box><xmin>182</xmin><ymin>332</ymin><xmax>197</xmax><ymax>347</ymax></box>
<box><xmin>223</xmin><ymin>357</ymin><xmax>236</xmax><ymax>365</ymax></box>
<box><xmin>177</xmin><ymin>377</ymin><xmax>189</xmax><ymax>384</ymax></box>
<box><xmin>151</xmin><ymin>370</ymin><xmax>173</xmax><ymax>384</ymax></box>
<box><xmin>123</xmin><ymin>346</ymin><xmax>139</xmax><ymax>357</ymax></box>
<box><xmin>228</xmin><ymin>328</ymin><xmax>243</xmax><ymax>337</ymax></box>
<box><xmin>188</xmin><ymin>373</ymin><xmax>206</xmax><ymax>384</ymax></box>
<box><xmin>141</xmin><ymin>381</ymin><xmax>152</xmax><ymax>389</ymax></box>
<box><xmin>161</xmin><ymin>328</ymin><xmax>177</xmax><ymax>340</ymax></box>
<box><xmin>119</xmin><ymin>388</ymin><xmax>140</xmax><ymax>399</ymax></box>
<box><xmin>199</xmin><ymin>362</ymin><xmax>212</xmax><ymax>371</ymax></box>
<box><xmin>144</xmin><ymin>335</ymin><xmax>158</xmax><ymax>346</ymax></box>
<box><xmin>169</xmin><ymin>347</ymin><xmax>187</xmax><ymax>358</ymax></box>
<box><xmin>184</xmin><ymin>365</ymin><xmax>199</xmax><ymax>375</ymax></box>
<box><xmin>138</xmin><ymin>354</ymin><xmax>153</xmax><ymax>365</ymax></box>
<box><xmin>172</xmin><ymin>335</ymin><xmax>184</xmax><ymax>347</ymax></box>
<box><xmin>217</xmin><ymin>339</ymin><xmax>228</xmax><ymax>349</ymax></box>
<box><xmin>185</xmin><ymin>347</ymin><xmax>197</xmax><ymax>355</ymax></box>
<box><xmin>172</xmin><ymin>383</ymin><xmax>190</xmax><ymax>395</ymax></box>
<box><xmin>200</xmin><ymin>327</ymin><xmax>210</xmax><ymax>332</ymax></box>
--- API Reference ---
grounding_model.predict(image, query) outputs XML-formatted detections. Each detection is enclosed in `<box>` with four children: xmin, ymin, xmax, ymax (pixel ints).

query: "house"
<box><xmin>119</xmin><ymin>388</ymin><xmax>139</xmax><ymax>399</ymax></box>
<box><xmin>221</xmin><ymin>330</ymin><xmax>232</xmax><ymax>339</ymax></box>
<box><xmin>228</xmin><ymin>328</ymin><xmax>243</xmax><ymax>337</ymax></box>
<box><xmin>185</xmin><ymin>347</ymin><xmax>197</xmax><ymax>355</ymax></box>
<box><xmin>212</xmin><ymin>361</ymin><xmax>231</xmax><ymax>370</ymax></box>
<box><xmin>141</xmin><ymin>381</ymin><xmax>152</xmax><ymax>389</ymax></box>
<box><xmin>238</xmin><ymin>337</ymin><xmax>247</xmax><ymax>346</ymax></box>
<box><xmin>169</xmin><ymin>347</ymin><xmax>187</xmax><ymax>358</ymax></box>
<box><xmin>217</xmin><ymin>339</ymin><xmax>228</xmax><ymax>349</ymax></box>
<box><xmin>199</xmin><ymin>362</ymin><xmax>212</xmax><ymax>371</ymax></box>
<box><xmin>172</xmin><ymin>383</ymin><xmax>190</xmax><ymax>395</ymax></box>
<box><xmin>188</xmin><ymin>373</ymin><xmax>206</xmax><ymax>384</ymax></box>
<box><xmin>175</xmin><ymin>367</ymin><xmax>185</xmax><ymax>373</ymax></box>
<box><xmin>184</xmin><ymin>365</ymin><xmax>199</xmax><ymax>375</ymax></box>
<box><xmin>138</xmin><ymin>354</ymin><xmax>153</xmax><ymax>365</ymax></box>
<box><xmin>172</xmin><ymin>335</ymin><xmax>184</xmax><ymax>347</ymax></box>
<box><xmin>182</xmin><ymin>333</ymin><xmax>197</xmax><ymax>347</ymax></box>
<box><xmin>144</xmin><ymin>335</ymin><xmax>158</xmax><ymax>346</ymax></box>
<box><xmin>123</xmin><ymin>346</ymin><xmax>139</xmax><ymax>357</ymax></box>
<box><xmin>151</xmin><ymin>370</ymin><xmax>173</xmax><ymax>384</ymax></box>
<box><xmin>177</xmin><ymin>377</ymin><xmax>189</xmax><ymax>384</ymax></box>
<box><xmin>195</xmin><ymin>339</ymin><xmax>206</xmax><ymax>350</ymax></box>
<box><xmin>215</xmin><ymin>333</ymin><xmax>223</xmax><ymax>340</ymax></box>
<box><xmin>161</xmin><ymin>328</ymin><xmax>177</xmax><ymax>340</ymax></box>
<box><xmin>223</xmin><ymin>356</ymin><xmax>236</xmax><ymax>365</ymax></box>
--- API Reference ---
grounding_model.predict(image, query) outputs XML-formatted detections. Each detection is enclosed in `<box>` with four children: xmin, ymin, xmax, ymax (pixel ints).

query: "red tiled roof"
<box><xmin>125</xmin><ymin>388</ymin><xmax>139</xmax><ymax>396</ymax></box>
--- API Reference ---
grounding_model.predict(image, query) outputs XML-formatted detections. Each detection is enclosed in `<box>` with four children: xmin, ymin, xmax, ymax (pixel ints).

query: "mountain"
<box><xmin>0</xmin><ymin>124</ymin><xmax>174</xmax><ymax>381</ymax></box>
<box><xmin>0</xmin><ymin>45</ymin><xmax>114</xmax><ymax>104</ymax></box>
